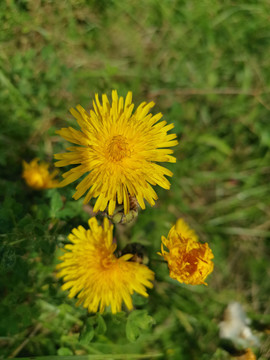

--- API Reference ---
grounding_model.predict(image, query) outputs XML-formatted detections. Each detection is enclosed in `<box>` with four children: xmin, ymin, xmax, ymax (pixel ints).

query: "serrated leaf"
<box><xmin>50</xmin><ymin>191</ymin><xmax>63</xmax><ymax>218</ymax></box>
<box><xmin>79</xmin><ymin>317</ymin><xmax>95</xmax><ymax>344</ymax></box>
<box><xmin>95</xmin><ymin>313</ymin><xmax>107</xmax><ymax>335</ymax></box>
<box><xmin>57</xmin><ymin>201</ymin><xmax>82</xmax><ymax>219</ymax></box>
<box><xmin>126</xmin><ymin>320</ymin><xmax>140</xmax><ymax>342</ymax></box>
<box><xmin>126</xmin><ymin>310</ymin><xmax>155</xmax><ymax>342</ymax></box>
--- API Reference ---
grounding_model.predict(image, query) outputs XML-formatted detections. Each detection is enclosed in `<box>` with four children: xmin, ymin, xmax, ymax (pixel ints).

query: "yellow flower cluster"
<box><xmin>24</xmin><ymin>90</ymin><xmax>214</xmax><ymax>314</ymax></box>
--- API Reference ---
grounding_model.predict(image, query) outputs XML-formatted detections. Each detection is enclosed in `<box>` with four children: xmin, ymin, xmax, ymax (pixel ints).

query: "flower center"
<box><xmin>107</xmin><ymin>135</ymin><xmax>130</xmax><ymax>162</ymax></box>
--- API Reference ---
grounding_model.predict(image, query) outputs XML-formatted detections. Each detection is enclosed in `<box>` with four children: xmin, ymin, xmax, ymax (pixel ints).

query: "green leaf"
<box><xmin>126</xmin><ymin>310</ymin><xmax>155</xmax><ymax>342</ymax></box>
<box><xmin>96</xmin><ymin>313</ymin><xmax>107</xmax><ymax>335</ymax></box>
<box><xmin>79</xmin><ymin>317</ymin><xmax>95</xmax><ymax>344</ymax></box>
<box><xmin>57</xmin><ymin>200</ymin><xmax>84</xmax><ymax>220</ymax></box>
<box><xmin>197</xmin><ymin>134</ymin><xmax>232</xmax><ymax>156</ymax></box>
<box><xmin>0</xmin><ymin>244</ymin><xmax>16</xmax><ymax>273</ymax></box>
<box><xmin>49</xmin><ymin>190</ymin><xmax>63</xmax><ymax>218</ymax></box>
<box><xmin>79</xmin><ymin>314</ymin><xmax>107</xmax><ymax>344</ymax></box>
<box><xmin>57</xmin><ymin>347</ymin><xmax>73</xmax><ymax>356</ymax></box>
<box><xmin>132</xmin><ymin>293</ymin><xmax>149</xmax><ymax>307</ymax></box>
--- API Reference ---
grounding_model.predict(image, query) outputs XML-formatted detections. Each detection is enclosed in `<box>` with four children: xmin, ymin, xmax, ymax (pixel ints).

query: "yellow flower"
<box><xmin>56</xmin><ymin>217</ymin><xmax>154</xmax><ymax>313</ymax></box>
<box><xmin>54</xmin><ymin>90</ymin><xmax>177</xmax><ymax>215</ymax></box>
<box><xmin>159</xmin><ymin>218</ymin><xmax>214</xmax><ymax>285</ymax></box>
<box><xmin>22</xmin><ymin>158</ymin><xmax>59</xmax><ymax>190</ymax></box>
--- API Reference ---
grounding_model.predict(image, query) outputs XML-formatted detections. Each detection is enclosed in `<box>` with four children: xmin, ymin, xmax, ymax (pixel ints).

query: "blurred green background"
<box><xmin>1</xmin><ymin>0</ymin><xmax>270</xmax><ymax>359</ymax></box>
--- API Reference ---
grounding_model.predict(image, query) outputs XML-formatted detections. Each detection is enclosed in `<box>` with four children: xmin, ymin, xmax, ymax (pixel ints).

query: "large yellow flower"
<box><xmin>56</xmin><ymin>217</ymin><xmax>154</xmax><ymax>313</ymax></box>
<box><xmin>54</xmin><ymin>90</ymin><xmax>177</xmax><ymax>215</ymax></box>
<box><xmin>22</xmin><ymin>158</ymin><xmax>59</xmax><ymax>190</ymax></box>
<box><xmin>159</xmin><ymin>218</ymin><xmax>214</xmax><ymax>285</ymax></box>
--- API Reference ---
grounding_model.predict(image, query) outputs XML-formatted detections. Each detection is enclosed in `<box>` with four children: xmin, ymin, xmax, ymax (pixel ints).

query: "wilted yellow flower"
<box><xmin>54</xmin><ymin>90</ymin><xmax>177</xmax><ymax>215</ymax></box>
<box><xmin>22</xmin><ymin>158</ymin><xmax>59</xmax><ymax>190</ymax></box>
<box><xmin>159</xmin><ymin>218</ymin><xmax>214</xmax><ymax>285</ymax></box>
<box><xmin>56</xmin><ymin>217</ymin><xmax>154</xmax><ymax>313</ymax></box>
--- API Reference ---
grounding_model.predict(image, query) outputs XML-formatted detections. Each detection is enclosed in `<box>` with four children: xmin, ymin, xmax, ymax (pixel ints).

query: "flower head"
<box><xmin>159</xmin><ymin>218</ymin><xmax>214</xmax><ymax>285</ymax></box>
<box><xmin>54</xmin><ymin>90</ymin><xmax>177</xmax><ymax>215</ymax></box>
<box><xmin>56</xmin><ymin>217</ymin><xmax>154</xmax><ymax>313</ymax></box>
<box><xmin>22</xmin><ymin>158</ymin><xmax>59</xmax><ymax>190</ymax></box>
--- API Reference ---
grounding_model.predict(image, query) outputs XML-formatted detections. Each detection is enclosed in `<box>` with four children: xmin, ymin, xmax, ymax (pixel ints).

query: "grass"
<box><xmin>1</xmin><ymin>0</ymin><xmax>270</xmax><ymax>359</ymax></box>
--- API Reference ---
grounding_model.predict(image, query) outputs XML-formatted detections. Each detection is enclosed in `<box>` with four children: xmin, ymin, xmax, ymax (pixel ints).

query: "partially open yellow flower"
<box><xmin>22</xmin><ymin>158</ymin><xmax>59</xmax><ymax>190</ymax></box>
<box><xmin>159</xmin><ymin>218</ymin><xmax>214</xmax><ymax>285</ymax></box>
<box><xmin>54</xmin><ymin>90</ymin><xmax>177</xmax><ymax>215</ymax></box>
<box><xmin>56</xmin><ymin>217</ymin><xmax>154</xmax><ymax>313</ymax></box>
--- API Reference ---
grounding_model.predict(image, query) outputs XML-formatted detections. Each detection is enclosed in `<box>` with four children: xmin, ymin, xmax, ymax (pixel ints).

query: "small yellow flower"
<box><xmin>54</xmin><ymin>90</ymin><xmax>177</xmax><ymax>215</ymax></box>
<box><xmin>22</xmin><ymin>158</ymin><xmax>59</xmax><ymax>190</ymax></box>
<box><xmin>56</xmin><ymin>217</ymin><xmax>154</xmax><ymax>313</ymax></box>
<box><xmin>159</xmin><ymin>218</ymin><xmax>214</xmax><ymax>285</ymax></box>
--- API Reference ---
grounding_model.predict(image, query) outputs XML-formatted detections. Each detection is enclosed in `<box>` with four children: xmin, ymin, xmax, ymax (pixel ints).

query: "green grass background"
<box><xmin>1</xmin><ymin>0</ymin><xmax>270</xmax><ymax>359</ymax></box>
